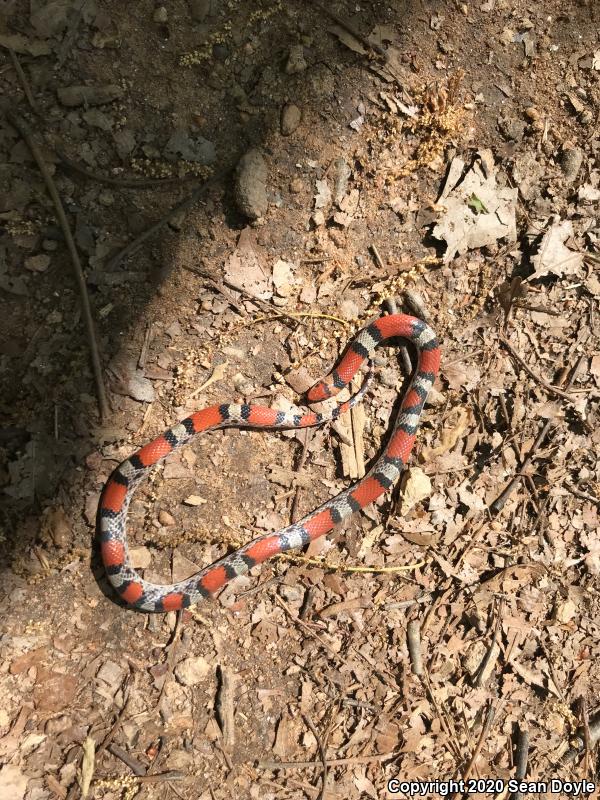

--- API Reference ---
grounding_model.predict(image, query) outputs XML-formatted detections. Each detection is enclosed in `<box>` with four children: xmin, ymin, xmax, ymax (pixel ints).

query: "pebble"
<box><xmin>560</xmin><ymin>144</ymin><xmax>584</xmax><ymax>183</ymax></box>
<box><xmin>24</xmin><ymin>254</ymin><xmax>51</xmax><ymax>272</ymax></box>
<box><xmin>158</xmin><ymin>510</ymin><xmax>176</xmax><ymax>526</ymax></box>
<box><xmin>280</xmin><ymin>103</ymin><xmax>301</xmax><ymax>135</ymax></box>
<box><xmin>289</xmin><ymin>177</ymin><xmax>303</xmax><ymax>193</ymax></box>
<box><xmin>285</xmin><ymin>44</ymin><xmax>307</xmax><ymax>75</ymax></box>
<box><xmin>233</xmin><ymin>148</ymin><xmax>268</xmax><ymax>220</ymax></box>
<box><xmin>153</xmin><ymin>6</ymin><xmax>168</xmax><ymax>22</ymax></box>
<box><xmin>174</xmin><ymin>655</ymin><xmax>212</xmax><ymax>686</ymax></box>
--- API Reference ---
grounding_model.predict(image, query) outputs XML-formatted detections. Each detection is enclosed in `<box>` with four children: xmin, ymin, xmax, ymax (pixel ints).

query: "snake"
<box><xmin>99</xmin><ymin>314</ymin><xmax>440</xmax><ymax>612</ymax></box>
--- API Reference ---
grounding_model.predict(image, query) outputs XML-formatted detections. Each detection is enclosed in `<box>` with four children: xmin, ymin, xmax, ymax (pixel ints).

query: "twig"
<box><xmin>7</xmin><ymin>48</ymin><xmax>37</xmax><ymax>111</ymax></box>
<box><xmin>579</xmin><ymin>697</ymin><xmax>592</xmax><ymax>777</ymax></box>
<box><xmin>96</xmin><ymin>675</ymin><xmax>132</xmax><ymax>758</ymax></box>
<box><xmin>105</xmin><ymin>174</ymin><xmax>227</xmax><ymax>271</ymax></box>
<box><xmin>7</xmin><ymin>111</ymin><xmax>110</xmax><ymax>420</ymax></box>
<box><xmin>185</xmin><ymin>265</ymin><xmax>305</xmax><ymax>328</ymax></box>
<box><xmin>54</xmin><ymin>146</ymin><xmax>206</xmax><ymax>189</ymax></box>
<box><xmin>107</xmin><ymin>743</ymin><xmax>147</xmax><ymax>776</ymax></box>
<box><xmin>407</xmin><ymin>619</ymin><xmax>423</xmax><ymax>676</ymax></box>
<box><xmin>499</xmin><ymin>336</ymin><xmax>578</xmax><ymax>402</ymax></box>
<box><xmin>274</xmin><ymin>594</ymin><xmax>339</xmax><ymax>659</ymax></box>
<box><xmin>291</xmin><ymin>428</ymin><xmax>313</xmax><ymax>522</ymax></box>
<box><xmin>563</xmin><ymin>482</ymin><xmax>600</xmax><ymax>505</ymax></box>
<box><xmin>490</xmin><ymin>354</ymin><xmax>584</xmax><ymax>513</ymax></box>
<box><xmin>258</xmin><ymin>750</ymin><xmax>398</xmax><ymax>770</ymax></box>
<box><xmin>511</xmin><ymin>727</ymin><xmax>529</xmax><ymax>800</ymax></box>
<box><xmin>276</xmin><ymin>551</ymin><xmax>426</xmax><ymax>574</ymax></box>
<box><xmin>302</xmin><ymin>715</ymin><xmax>328</xmax><ymax>800</ymax></box>
<box><xmin>458</xmin><ymin>704</ymin><xmax>496</xmax><ymax>787</ymax></box>
<box><xmin>216</xmin><ymin>667</ymin><xmax>237</xmax><ymax>751</ymax></box>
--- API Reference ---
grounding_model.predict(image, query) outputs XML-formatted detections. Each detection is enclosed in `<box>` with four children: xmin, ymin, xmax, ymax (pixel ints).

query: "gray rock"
<box><xmin>164</xmin><ymin>130</ymin><xmax>215</xmax><ymax>164</ymax></box>
<box><xmin>234</xmin><ymin>149</ymin><xmax>268</xmax><ymax>220</ymax></box>
<box><xmin>280</xmin><ymin>103</ymin><xmax>301</xmax><ymax>135</ymax></box>
<box><xmin>560</xmin><ymin>145</ymin><xmax>584</xmax><ymax>184</ymax></box>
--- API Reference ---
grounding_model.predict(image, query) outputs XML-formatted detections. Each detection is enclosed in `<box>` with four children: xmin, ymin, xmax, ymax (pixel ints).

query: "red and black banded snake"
<box><xmin>99</xmin><ymin>314</ymin><xmax>440</xmax><ymax>612</ymax></box>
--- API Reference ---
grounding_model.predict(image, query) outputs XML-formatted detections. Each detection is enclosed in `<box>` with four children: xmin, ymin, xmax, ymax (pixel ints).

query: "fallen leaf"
<box><xmin>432</xmin><ymin>150</ymin><xmax>517</xmax><ymax>262</ymax></box>
<box><xmin>530</xmin><ymin>219</ymin><xmax>584</xmax><ymax>279</ymax></box>
<box><xmin>399</xmin><ymin>467</ymin><xmax>432</xmax><ymax>515</ymax></box>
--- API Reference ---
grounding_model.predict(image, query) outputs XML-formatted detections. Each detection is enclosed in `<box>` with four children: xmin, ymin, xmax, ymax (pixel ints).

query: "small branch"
<box><xmin>7</xmin><ymin>48</ymin><xmax>38</xmax><ymax>111</ymax></box>
<box><xmin>105</xmin><ymin>173</ymin><xmax>227</xmax><ymax>271</ymax></box>
<box><xmin>216</xmin><ymin>667</ymin><xmax>237</xmax><ymax>751</ymax></box>
<box><xmin>490</xmin><ymin>354</ymin><xmax>584</xmax><ymax>514</ymax></box>
<box><xmin>499</xmin><ymin>336</ymin><xmax>578</xmax><ymax>403</ymax></box>
<box><xmin>107</xmin><ymin>743</ymin><xmax>146</xmax><ymax>776</ymax></box>
<box><xmin>291</xmin><ymin>428</ymin><xmax>313</xmax><ymax>522</ymax></box>
<box><xmin>511</xmin><ymin>726</ymin><xmax>529</xmax><ymax>800</ymax></box>
<box><xmin>407</xmin><ymin>619</ymin><xmax>423</xmax><ymax>676</ymax></box>
<box><xmin>258</xmin><ymin>750</ymin><xmax>398</xmax><ymax>770</ymax></box>
<box><xmin>7</xmin><ymin>111</ymin><xmax>110</xmax><ymax>420</ymax></box>
<box><xmin>302</xmin><ymin>714</ymin><xmax>328</xmax><ymax>800</ymax></box>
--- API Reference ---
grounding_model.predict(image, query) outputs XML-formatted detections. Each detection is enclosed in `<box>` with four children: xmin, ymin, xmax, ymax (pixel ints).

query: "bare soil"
<box><xmin>0</xmin><ymin>1</ymin><xmax>599</xmax><ymax>799</ymax></box>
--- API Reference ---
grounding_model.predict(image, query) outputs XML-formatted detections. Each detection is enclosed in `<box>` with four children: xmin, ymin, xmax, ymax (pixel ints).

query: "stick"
<box><xmin>511</xmin><ymin>727</ymin><xmax>529</xmax><ymax>800</ymax></box>
<box><xmin>302</xmin><ymin>714</ymin><xmax>328</xmax><ymax>800</ymax></box>
<box><xmin>499</xmin><ymin>336</ymin><xmax>578</xmax><ymax>402</ymax></box>
<box><xmin>291</xmin><ymin>428</ymin><xmax>313</xmax><ymax>522</ymax></box>
<box><xmin>107</xmin><ymin>743</ymin><xmax>146</xmax><ymax>776</ymax></box>
<box><xmin>7</xmin><ymin>111</ymin><xmax>110</xmax><ymax>420</ymax></box>
<box><xmin>7</xmin><ymin>48</ymin><xmax>37</xmax><ymax>111</ymax></box>
<box><xmin>105</xmin><ymin>174</ymin><xmax>226</xmax><ymax>271</ymax></box>
<box><xmin>407</xmin><ymin>619</ymin><xmax>423</xmax><ymax>676</ymax></box>
<box><xmin>258</xmin><ymin>751</ymin><xmax>398</xmax><ymax>770</ymax></box>
<box><xmin>490</xmin><ymin>355</ymin><xmax>584</xmax><ymax>513</ymax></box>
<box><xmin>56</xmin><ymin>147</ymin><xmax>206</xmax><ymax>188</ymax></box>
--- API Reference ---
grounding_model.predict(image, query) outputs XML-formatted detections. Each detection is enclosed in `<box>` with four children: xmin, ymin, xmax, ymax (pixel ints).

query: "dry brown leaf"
<box><xmin>421</xmin><ymin>407</ymin><xmax>473</xmax><ymax>460</ymax></box>
<box><xmin>482</xmin><ymin>563</ymin><xmax>546</xmax><ymax>593</ymax></box>
<box><xmin>399</xmin><ymin>467</ymin><xmax>432</xmax><ymax>514</ymax></box>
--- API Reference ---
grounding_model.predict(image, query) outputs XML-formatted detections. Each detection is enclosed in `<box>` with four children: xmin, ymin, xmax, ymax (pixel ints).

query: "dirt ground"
<box><xmin>1</xmin><ymin>1</ymin><xmax>599</xmax><ymax>798</ymax></box>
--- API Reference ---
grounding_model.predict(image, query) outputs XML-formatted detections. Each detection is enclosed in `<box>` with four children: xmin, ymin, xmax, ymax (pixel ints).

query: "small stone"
<box><xmin>174</xmin><ymin>656</ymin><xmax>212</xmax><ymax>686</ymax></box>
<box><xmin>189</xmin><ymin>0</ymin><xmax>210</xmax><ymax>22</ymax></box>
<box><xmin>153</xmin><ymin>6</ymin><xmax>168</xmax><ymax>22</ymax></box>
<box><xmin>212</xmin><ymin>43</ymin><xmax>229</xmax><ymax>61</ymax></box>
<box><xmin>280</xmin><ymin>103</ymin><xmax>301</xmax><ymax>135</ymax></box>
<box><xmin>0</xmin><ymin>764</ymin><xmax>28</xmax><ymax>800</ymax></box>
<box><xmin>560</xmin><ymin>145</ymin><xmax>584</xmax><ymax>183</ymax></box>
<box><xmin>524</xmin><ymin>106</ymin><xmax>539</xmax><ymax>122</ymax></box>
<box><xmin>285</xmin><ymin>44</ymin><xmax>307</xmax><ymax>75</ymax></box>
<box><xmin>24</xmin><ymin>254</ymin><xmax>50</xmax><ymax>272</ymax></box>
<box><xmin>289</xmin><ymin>177</ymin><xmax>303</xmax><ymax>193</ymax></box>
<box><xmin>234</xmin><ymin>148</ymin><xmax>268</xmax><ymax>220</ymax></box>
<box><xmin>159</xmin><ymin>510</ymin><xmax>176</xmax><ymax>526</ymax></box>
<box><xmin>96</xmin><ymin>660</ymin><xmax>124</xmax><ymax>689</ymax></box>
<box><xmin>129</xmin><ymin>546</ymin><xmax>152</xmax><ymax>568</ymax></box>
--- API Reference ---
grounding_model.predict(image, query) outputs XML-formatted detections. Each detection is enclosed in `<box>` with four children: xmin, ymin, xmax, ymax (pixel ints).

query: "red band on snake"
<box><xmin>98</xmin><ymin>314</ymin><xmax>440</xmax><ymax>612</ymax></box>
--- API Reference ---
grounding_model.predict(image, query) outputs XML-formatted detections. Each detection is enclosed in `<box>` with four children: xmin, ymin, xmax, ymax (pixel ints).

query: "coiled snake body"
<box><xmin>99</xmin><ymin>314</ymin><xmax>440</xmax><ymax>612</ymax></box>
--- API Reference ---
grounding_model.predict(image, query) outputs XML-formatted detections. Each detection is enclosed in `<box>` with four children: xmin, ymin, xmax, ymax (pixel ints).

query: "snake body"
<box><xmin>99</xmin><ymin>314</ymin><xmax>440</xmax><ymax>612</ymax></box>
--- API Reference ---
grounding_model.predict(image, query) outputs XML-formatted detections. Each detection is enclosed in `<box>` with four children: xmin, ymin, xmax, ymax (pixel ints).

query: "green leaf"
<box><xmin>467</xmin><ymin>193</ymin><xmax>489</xmax><ymax>214</ymax></box>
